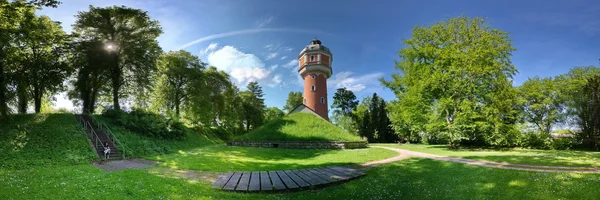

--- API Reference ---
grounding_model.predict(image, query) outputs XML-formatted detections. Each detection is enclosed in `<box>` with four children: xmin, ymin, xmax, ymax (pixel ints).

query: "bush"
<box><xmin>552</xmin><ymin>138</ymin><xmax>574</xmax><ymax>150</ymax></box>
<box><xmin>102</xmin><ymin>108</ymin><xmax>185</xmax><ymax>140</ymax></box>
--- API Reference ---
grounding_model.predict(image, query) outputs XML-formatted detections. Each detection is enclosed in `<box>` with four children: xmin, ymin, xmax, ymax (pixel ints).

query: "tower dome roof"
<box><xmin>301</xmin><ymin>38</ymin><xmax>331</xmax><ymax>55</ymax></box>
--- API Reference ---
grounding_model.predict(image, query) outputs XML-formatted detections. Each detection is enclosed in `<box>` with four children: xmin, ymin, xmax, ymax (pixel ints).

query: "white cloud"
<box><xmin>207</xmin><ymin>46</ymin><xmax>272</xmax><ymax>86</ymax></box>
<box><xmin>268</xmin><ymin>75</ymin><xmax>282</xmax><ymax>88</ymax></box>
<box><xmin>178</xmin><ymin>28</ymin><xmax>330</xmax><ymax>50</ymax></box>
<box><xmin>328</xmin><ymin>71</ymin><xmax>385</xmax><ymax>92</ymax></box>
<box><xmin>280</xmin><ymin>56</ymin><xmax>288</xmax><ymax>60</ymax></box>
<box><xmin>282</xmin><ymin>59</ymin><xmax>298</xmax><ymax>68</ymax></box>
<box><xmin>265</xmin><ymin>52</ymin><xmax>278</xmax><ymax>60</ymax></box>
<box><xmin>200</xmin><ymin>42</ymin><xmax>219</xmax><ymax>55</ymax></box>
<box><xmin>285</xmin><ymin>47</ymin><xmax>294</xmax><ymax>51</ymax></box>
<box><xmin>255</xmin><ymin>16</ymin><xmax>274</xmax><ymax>28</ymax></box>
<box><xmin>270</xmin><ymin>65</ymin><xmax>279</xmax><ymax>70</ymax></box>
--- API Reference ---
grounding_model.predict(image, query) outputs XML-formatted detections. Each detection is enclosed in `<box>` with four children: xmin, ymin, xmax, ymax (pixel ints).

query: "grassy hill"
<box><xmin>235</xmin><ymin>112</ymin><xmax>362</xmax><ymax>142</ymax></box>
<box><xmin>0</xmin><ymin>114</ymin><xmax>97</xmax><ymax>169</ymax></box>
<box><xmin>93</xmin><ymin>115</ymin><xmax>223</xmax><ymax>158</ymax></box>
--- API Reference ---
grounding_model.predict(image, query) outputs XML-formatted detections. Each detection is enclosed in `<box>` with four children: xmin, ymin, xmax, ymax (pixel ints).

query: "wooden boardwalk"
<box><xmin>212</xmin><ymin>166</ymin><xmax>365</xmax><ymax>192</ymax></box>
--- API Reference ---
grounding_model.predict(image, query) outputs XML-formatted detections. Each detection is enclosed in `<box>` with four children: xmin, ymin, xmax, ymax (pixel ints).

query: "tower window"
<box><xmin>304</xmin><ymin>99</ymin><xmax>306</xmax><ymax>103</ymax></box>
<box><xmin>312</xmin><ymin>85</ymin><xmax>315</xmax><ymax>91</ymax></box>
<box><xmin>311</xmin><ymin>75</ymin><xmax>315</xmax><ymax>79</ymax></box>
<box><xmin>321</xmin><ymin>97</ymin><xmax>325</xmax><ymax>103</ymax></box>
<box><xmin>310</xmin><ymin>55</ymin><xmax>315</xmax><ymax>61</ymax></box>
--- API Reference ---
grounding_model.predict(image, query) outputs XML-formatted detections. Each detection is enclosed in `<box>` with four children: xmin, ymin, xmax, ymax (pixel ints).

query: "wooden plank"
<box><xmin>329</xmin><ymin>166</ymin><xmax>364</xmax><ymax>177</ymax></box>
<box><xmin>284</xmin><ymin>170</ymin><xmax>310</xmax><ymax>187</ymax></box>
<box><xmin>212</xmin><ymin>172</ymin><xmax>234</xmax><ymax>189</ymax></box>
<box><xmin>326</xmin><ymin>166</ymin><xmax>356</xmax><ymax>177</ymax></box>
<box><xmin>222</xmin><ymin>172</ymin><xmax>242</xmax><ymax>191</ymax></box>
<box><xmin>294</xmin><ymin>169</ymin><xmax>327</xmax><ymax>185</ymax></box>
<box><xmin>260</xmin><ymin>171</ymin><xmax>273</xmax><ymax>191</ymax></box>
<box><xmin>318</xmin><ymin>167</ymin><xmax>351</xmax><ymax>180</ymax></box>
<box><xmin>269</xmin><ymin>171</ymin><xmax>286</xmax><ymax>190</ymax></box>
<box><xmin>235</xmin><ymin>172</ymin><xmax>251</xmax><ymax>191</ymax></box>
<box><xmin>276</xmin><ymin>171</ymin><xmax>299</xmax><ymax>189</ymax></box>
<box><xmin>291</xmin><ymin>170</ymin><xmax>320</xmax><ymax>186</ymax></box>
<box><xmin>306</xmin><ymin>168</ymin><xmax>336</xmax><ymax>183</ymax></box>
<box><xmin>248</xmin><ymin>171</ymin><xmax>261</xmax><ymax>191</ymax></box>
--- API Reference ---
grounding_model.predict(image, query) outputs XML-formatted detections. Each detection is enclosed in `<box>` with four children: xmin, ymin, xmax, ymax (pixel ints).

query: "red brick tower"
<box><xmin>298</xmin><ymin>38</ymin><xmax>333</xmax><ymax>120</ymax></box>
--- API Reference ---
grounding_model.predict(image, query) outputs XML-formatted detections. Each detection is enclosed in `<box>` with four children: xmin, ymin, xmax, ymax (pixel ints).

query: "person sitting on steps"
<box><xmin>103</xmin><ymin>142</ymin><xmax>111</xmax><ymax>160</ymax></box>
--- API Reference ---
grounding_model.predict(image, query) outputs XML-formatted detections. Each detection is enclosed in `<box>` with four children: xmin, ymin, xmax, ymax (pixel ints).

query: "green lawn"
<box><xmin>2</xmin><ymin>158</ymin><xmax>599</xmax><ymax>200</ymax></box>
<box><xmin>93</xmin><ymin>115</ymin><xmax>223</xmax><ymax>158</ymax></box>
<box><xmin>0</xmin><ymin>114</ymin><xmax>97</xmax><ymax>169</ymax></box>
<box><xmin>235</xmin><ymin>112</ymin><xmax>362</xmax><ymax>142</ymax></box>
<box><xmin>375</xmin><ymin>144</ymin><xmax>600</xmax><ymax>167</ymax></box>
<box><xmin>149</xmin><ymin>145</ymin><xmax>397</xmax><ymax>172</ymax></box>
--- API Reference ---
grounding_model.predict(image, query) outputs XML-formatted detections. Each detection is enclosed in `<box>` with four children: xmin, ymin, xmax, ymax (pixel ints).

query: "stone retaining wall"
<box><xmin>227</xmin><ymin>140</ymin><xmax>368</xmax><ymax>149</ymax></box>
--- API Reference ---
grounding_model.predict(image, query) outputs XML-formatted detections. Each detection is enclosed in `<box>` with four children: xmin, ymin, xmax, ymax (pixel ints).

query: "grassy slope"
<box><xmin>376</xmin><ymin>144</ymin><xmax>600</xmax><ymax>167</ymax></box>
<box><xmin>151</xmin><ymin>145</ymin><xmax>397</xmax><ymax>172</ymax></box>
<box><xmin>0</xmin><ymin>114</ymin><xmax>97</xmax><ymax>169</ymax></box>
<box><xmin>93</xmin><ymin>115</ymin><xmax>222</xmax><ymax>158</ymax></box>
<box><xmin>236</xmin><ymin>112</ymin><xmax>362</xmax><ymax>142</ymax></box>
<box><xmin>2</xmin><ymin>158</ymin><xmax>600</xmax><ymax>199</ymax></box>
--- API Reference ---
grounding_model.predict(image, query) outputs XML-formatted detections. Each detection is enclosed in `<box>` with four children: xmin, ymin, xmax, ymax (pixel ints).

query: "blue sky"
<box><xmin>40</xmin><ymin>0</ymin><xmax>600</xmax><ymax>110</ymax></box>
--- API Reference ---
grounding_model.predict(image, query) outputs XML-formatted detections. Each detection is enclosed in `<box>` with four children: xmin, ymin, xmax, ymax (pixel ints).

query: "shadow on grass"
<box><xmin>154</xmin><ymin>144</ymin><xmax>366</xmax><ymax>172</ymax></box>
<box><xmin>288</xmin><ymin>158</ymin><xmax>600</xmax><ymax>200</ymax></box>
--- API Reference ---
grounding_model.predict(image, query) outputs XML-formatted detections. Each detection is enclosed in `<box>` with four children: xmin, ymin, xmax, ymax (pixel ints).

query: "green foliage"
<box><xmin>0</xmin><ymin>114</ymin><xmax>97</xmax><ymax>169</ymax></box>
<box><xmin>283</xmin><ymin>91</ymin><xmax>303</xmax><ymax>113</ymax></box>
<box><xmin>331</xmin><ymin>87</ymin><xmax>359</xmax><ymax>116</ymax></box>
<box><xmin>519</xmin><ymin>76</ymin><xmax>564</xmax><ymax>136</ymax></box>
<box><xmin>353</xmin><ymin>93</ymin><xmax>396</xmax><ymax>143</ymax></box>
<box><xmin>239</xmin><ymin>82</ymin><xmax>266</xmax><ymax>131</ymax></box>
<box><xmin>264</xmin><ymin>107</ymin><xmax>285</xmax><ymax>123</ymax></box>
<box><xmin>577</xmin><ymin>75</ymin><xmax>600</xmax><ymax>149</ymax></box>
<box><xmin>381</xmin><ymin>16</ymin><xmax>518</xmax><ymax>147</ymax></box>
<box><xmin>152</xmin><ymin>50</ymin><xmax>204</xmax><ymax>117</ymax></box>
<box><xmin>236</xmin><ymin>112</ymin><xmax>362</xmax><ymax>142</ymax></box>
<box><xmin>94</xmin><ymin>115</ymin><xmax>222</xmax><ymax>157</ymax></box>
<box><xmin>102</xmin><ymin>108</ymin><xmax>185</xmax><ymax>140</ymax></box>
<box><xmin>73</xmin><ymin>5</ymin><xmax>163</xmax><ymax>111</ymax></box>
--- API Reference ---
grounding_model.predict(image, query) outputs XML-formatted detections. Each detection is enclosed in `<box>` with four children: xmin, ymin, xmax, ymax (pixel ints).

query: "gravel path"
<box><xmin>368</xmin><ymin>146</ymin><xmax>600</xmax><ymax>173</ymax></box>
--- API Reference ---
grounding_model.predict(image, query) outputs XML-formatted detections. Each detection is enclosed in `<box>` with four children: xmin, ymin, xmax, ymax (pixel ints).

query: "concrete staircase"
<box><xmin>77</xmin><ymin>115</ymin><xmax>123</xmax><ymax>160</ymax></box>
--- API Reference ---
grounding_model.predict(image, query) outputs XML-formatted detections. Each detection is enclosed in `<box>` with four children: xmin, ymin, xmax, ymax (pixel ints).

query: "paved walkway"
<box><xmin>93</xmin><ymin>159</ymin><xmax>159</xmax><ymax>172</ymax></box>
<box><xmin>370</xmin><ymin>146</ymin><xmax>600</xmax><ymax>173</ymax></box>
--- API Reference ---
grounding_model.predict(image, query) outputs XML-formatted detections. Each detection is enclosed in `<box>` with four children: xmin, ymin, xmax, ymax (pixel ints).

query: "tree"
<box><xmin>577</xmin><ymin>75</ymin><xmax>600</xmax><ymax>150</ymax></box>
<box><xmin>331</xmin><ymin>87</ymin><xmax>359</xmax><ymax>116</ymax></box>
<box><xmin>17</xmin><ymin>14</ymin><xmax>70</xmax><ymax>113</ymax></box>
<box><xmin>69</xmin><ymin>39</ymin><xmax>111</xmax><ymax>114</ymax></box>
<box><xmin>283</xmin><ymin>91</ymin><xmax>303</xmax><ymax>113</ymax></box>
<box><xmin>73</xmin><ymin>5</ymin><xmax>162</xmax><ymax>112</ymax></box>
<box><xmin>152</xmin><ymin>50</ymin><xmax>204</xmax><ymax>117</ymax></box>
<box><xmin>352</xmin><ymin>94</ymin><xmax>395</xmax><ymax>143</ymax></box>
<box><xmin>519</xmin><ymin>76</ymin><xmax>564</xmax><ymax>136</ymax></box>
<box><xmin>381</xmin><ymin>16</ymin><xmax>517</xmax><ymax>148</ymax></box>
<box><xmin>264</xmin><ymin>107</ymin><xmax>285</xmax><ymax>123</ymax></box>
<box><xmin>239</xmin><ymin>81</ymin><xmax>266</xmax><ymax>131</ymax></box>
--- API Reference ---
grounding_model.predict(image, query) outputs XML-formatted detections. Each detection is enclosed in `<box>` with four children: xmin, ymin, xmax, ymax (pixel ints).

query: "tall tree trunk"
<box><xmin>90</xmin><ymin>88</ymin><xmax>98</xmax><ymax>114</ymax></box>
<box><xmin>17</xmin><ymin>82</ymin><xmax>28</xmax><ymax>113</ymax></box>
<box><xmin>33</xmin><ymin>86</ymin><xmax>42</xmax><ymax>113</ymax></box>
<box><xmin>0</xmin><ymin>61</ymin><xmax>7</xmax><ymax>117</ymax></box>
<box><xmin>111</xmin><ymin>54</ymin><xmax>121</xmax><ymax>112</ymax></box>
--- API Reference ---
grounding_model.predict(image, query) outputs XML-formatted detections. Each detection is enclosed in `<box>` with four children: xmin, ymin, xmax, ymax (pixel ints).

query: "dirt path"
<box><xmin>369</xmin><ymin>146</ymin><xmax>600</xmax><ymax>173</ymax></box>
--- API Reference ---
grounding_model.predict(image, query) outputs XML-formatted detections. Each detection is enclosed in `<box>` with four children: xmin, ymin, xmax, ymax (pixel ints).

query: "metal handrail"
<box><xmin>84</xmin><ymin>110</ymin><xmax>126</xmax><ymax>159</ymax></box>
<box><xmin>78</xmin><ymin>115</ymin><xmax>106</xmax><ymax>161</ymax></box>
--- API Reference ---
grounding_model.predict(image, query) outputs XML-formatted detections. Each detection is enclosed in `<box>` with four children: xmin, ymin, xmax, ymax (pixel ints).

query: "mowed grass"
<box><xmin>375</xmin><ymin>144</ymin><xmax>600</xmax><ymax>167</ymax></box>
<box><xmin>0</xmin><ymin>114</ymin><xmax>97</xmax><ymax>169</ymax></box>
<box><xmin>235</xmin><ymin>112</ymin><xmax>362</xmax><ymax>142</ymax></box>
<box><xmin>150</xmin><ymin>145</ymin><xmax>398</xmax><ymax>172</ymax></box>
<box><xmin>2</xmin><ymin>158</ymin><xmax>600</xmax><ymax>200</ymax></box>
<box><xmin>93</xmin><ymin>115</ymin><xmax>223</xmax><ymax>158</ymax></box>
